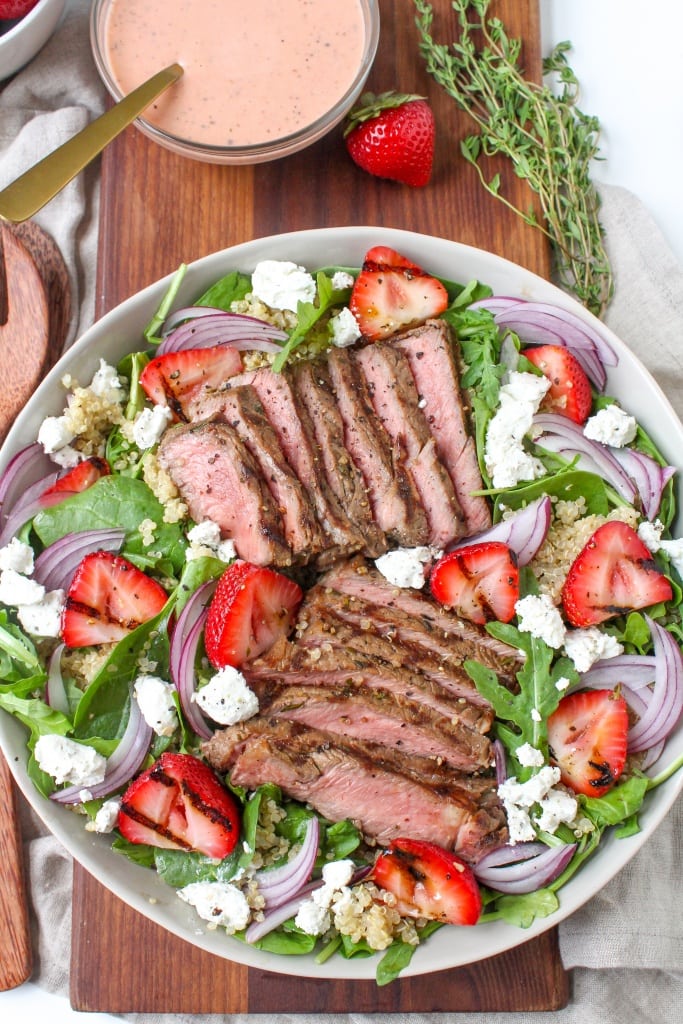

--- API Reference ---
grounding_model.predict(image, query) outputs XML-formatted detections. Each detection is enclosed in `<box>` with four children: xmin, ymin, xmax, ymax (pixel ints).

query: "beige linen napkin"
<box><xmin>2</xmin><ymin>3</ymin><xmax>682</xmax><ymax>1021</ymax></box>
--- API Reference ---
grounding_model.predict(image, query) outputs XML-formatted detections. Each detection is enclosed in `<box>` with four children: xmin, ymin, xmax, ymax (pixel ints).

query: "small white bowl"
<box><xmin>0</xmin><ymin>0</ymin><xmax>66</xmax><ymax>82</ymax></box>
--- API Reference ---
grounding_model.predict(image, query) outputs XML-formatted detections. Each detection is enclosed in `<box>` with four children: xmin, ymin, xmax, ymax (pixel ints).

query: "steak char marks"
<box><xmin>162</xmin><ymin>319</ymin><xmax>489</xmax><ymax>567</ymax></box>
<box><xmin>204</xmin><ymin>556</ymin><xmax>515</xmax><ymax>862</ymax></box>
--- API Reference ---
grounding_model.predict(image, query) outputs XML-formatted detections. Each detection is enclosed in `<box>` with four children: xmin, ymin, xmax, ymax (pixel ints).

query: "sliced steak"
<box><xmin>256</xmin><ymin>681</ymin><xmax>492</xmax><ymax>771</ymax></box>
<box><xmin>288</xmin><ymin>358</ymin><xmax>386</xmax><ymax>558</ymax></box>
<box><xmin>320</xmin><ymin>556</ymin><xmax>524</xmax><ymax>673</ymax></box>
<box><xmin>157</xmin><ymin>419</ymin><xmax>291</xmax><ymax>566</ymax></box>
<box><xmin>354</xmin><ymin>342</ymin><xmax>466</xmax><ymax>548</ymax></box>
<box><xmin>326</xmin><ymin>347</ymin><xmax>429</xmax><ymax>547</ymax></box>
<box><xmin>202</xmin><ymin>717</ymin><xmax>507</xmax><ymax>861</ymax></box>
<box><xmin>190</xmin><ymin>369</ymin><xmax>367</xmax><ymax>561</ymax></box>
<box><xmin>245</xmin><ymin>633</ymin><xmax>489</xmax><ymax>731</ymax></box>
<box><xmin>212</xmin><ymin>383</ymin><xmax>325</xmax><ymax>561</ymax></box>
<box><xmin>395</xmin><ymin>321</ymin><xmax>492</xmax><ymax>534</ymax></box>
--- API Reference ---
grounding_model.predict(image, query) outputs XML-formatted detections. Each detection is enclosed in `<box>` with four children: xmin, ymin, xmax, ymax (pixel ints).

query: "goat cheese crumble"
<box><xmin>329</xmin><ymin>306</ymin><xmax>362</xmax><ymax>348</ymax></box>
<box><xmin>178</xmin><ymin>881</ymin><xmax>251</xmax><ymax>933</ymax></box>
<box><xmin>498</xmin><ymin>766</ymin><xmax>578</xmax><ymax>843</ymax></box>
<box><xmin>374</xmin><ymin>546</ymin><xmax>436</xmax><ymax>590</ymax></box>
<box><xmin>583</xmin><ymin>404</ymin><xmax>637</xmax><ymax>447</ymax></box>
<box><xmin>514</xmin><ymin>593</ymin><xmax>566</xmax><ymax>649</ymax></box>
<box><xmin>563</xmin><ymin>626</ymin><xmax>624</xmax><ymax>673</ymax></box>
<box><xmin>134</xmin><ymin>675</ymin><xmax>178</xmax><ymax>736</ymax></box>
<box><xmin>192</xmin><ymin>666</ymin><xmax>259</xmax><ymax>725</ymax></box>
<box><xmin>250</xmin><ymin>260</ymin><xmax>316</xmax><ymax>312</ymax></box>
<box><xmin>0</xmin><ymin>538</ymin><xmax>34</xmax><ymax>574</ymax></box>
<box><xmin>133</xmin><ymin>404</ymin><xmax>173</xmax><ymax>450</ymax></box>
<box><xmin>484</xmin><ymin>372</ymin><xmax>551</xmax><ymax>488</ymax></box>
<box><xmin>34</xmin><ymin>734</ymin><xmax>107</xmax><ymax>788</ymax></box>
<box><xmin>185</xmin><ymin>520</ymin><xmax>237</xmax><ymax>563</ymax></box>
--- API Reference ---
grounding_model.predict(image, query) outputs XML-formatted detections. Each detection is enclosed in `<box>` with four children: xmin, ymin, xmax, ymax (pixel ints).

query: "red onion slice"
<box><xmin>50</xmin><ymin>695</ymin><xmax>153</xmax><ymax>804</ymax></box>
<box><xmin>628</xmin><ymin>617</ymin><xmax>683</xmax><ymax>753</ymax></box>
<box><xmin>532</xmin><ymin>413</ymin><xmax>638</xmax><ymax>502</ymax></box>
<box><xmin>475</xmin><ymin>841</ymin><xmax>547</xmax><ymax>868</ymax></box>
<box><xmin>448</xmin><ymin>495</ymin><xmax>551</xmax><ymax>566</ymax></box>
<box><xmin>255</xmin><ymin>816</ymin><xmax>320</xmax><ymax>909</ymax></box>
<box><xmin>578</xmin><ymin>655</ymin><xmax>657</xmax><ymax>691</ymax></box>
<box><xmin>611</xmin><ymin>447</ymin><xmax>676</xmax><ymax>521</ymax></box>
<box><xmin>158</xmin><ymin>312</ymin><xmax>287</xmax><ymax>355</ymax></box>
<box><xmin>169</xmin><ymin>580</ymin><xmax>217</xmax><ymax>740</ymax></box>
<box><xmin>473</xmin><ymin>842</ymin><xmax>577</xmax><ymax>894</ymax></box>
<box><xmin>45</xmin><ymin>644</ymin><xmax>69</xmax><ymax>715</ymax></box>
<box><xmin>33</xmin><ymin>529</ymin><xmax>126</xmax><ymax>593</ymax></box>
<box><xmin>0</xmin><ymin>443</ymin><xmax>56</xmax><ymax>522</ymax></box>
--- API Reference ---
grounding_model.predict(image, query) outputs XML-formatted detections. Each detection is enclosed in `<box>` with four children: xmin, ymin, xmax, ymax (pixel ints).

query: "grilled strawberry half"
<box><xmin>204</xmin><ymin>560</ymin><xmax>303</xmax><ymax>669</ymax></box>
<box><xmin>561</xmin><ymin>520</ymin><xmax>672</xmax><ymax>627</ymax></box>
<box><xmin>370</xmin><ymin>837</ymin><xmax>481</xmax><ymax>925</ymax></box>
<box><xmin>349</xmin><ymin>245</ymin><xmax>448</xmax><ymax>341</ymax></box>
<box><xmin>118</xmin><ymin>752</ymin><xmax>241</xmax><ymax>858</ymax></box>
<box><xmin>344</xmin><ymin>91</ymin><xmax>436</xmax><ymax>188</ymax></box>
<box><xmin>41</xmin><ymin>456</ymin><xmax>111</xmax><ymax>497</ymax></box>
<box><xmin>139</xmin><ymin>346</ymin><xmax>243</xmax><ymax>420</ymax></box>
<box><xmin>61</xmin><ymin>550</ymin><xmax>168</xmax><ymax>647</ymax></box>
<box><xmin>523</xmin><ymin>345</ymin><xmax>593</xmax><ymax>425</ymax></box>
<box><xmin>429</xmin><ymin>542</ymin><xmax>519</xmax><ymax>625</ymax></box>
<box><xmin>548</xmin><ymin>688</ymin><xmax>629</xmax><ymax>797</ymax></box>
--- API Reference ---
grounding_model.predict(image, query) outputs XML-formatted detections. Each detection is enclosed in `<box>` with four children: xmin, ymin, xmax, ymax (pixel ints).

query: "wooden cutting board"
<box><xmin>70</xmin><ymin>0</ymin><xmax>567</xmax><ymax>1012</ymax></box>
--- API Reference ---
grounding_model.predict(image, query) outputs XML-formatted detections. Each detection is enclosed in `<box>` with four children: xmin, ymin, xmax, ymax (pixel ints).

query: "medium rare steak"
<box><xmin>157</xmin><ymin>419</ymin><xmax>291</xmax><ymax>566</ymax></box>
<box><xmin>395</xmin><ymin>320</ymin><xmax>492</xmax><ymax>534</ymax></box>
<box><xmin>326</xmin><ymin>347</ymin><xmax>429</xmax><ymax>547</ymax></box>
<box><xmin>202</xmin><ymin>718</ymin><xmax>507</xmax><ymax>862</ymax></box>
<box><xmin>288</xmin><ymin>358</ymin><xmax>386</xmax><ymax>558</ymax></box>
<box><xmin>210</xmin><ymin>384</ymin><xmax>325</xmax><ymax>561</ymax></box>
<box><xmin>353</xmin><ymin>342</ymin><xmax>466</xmax><ymax>548</ymax></box>
<box><xmin>255</xmin><ymin>681</ymin><xmax>492</xmax><ymax>771</ymax></box>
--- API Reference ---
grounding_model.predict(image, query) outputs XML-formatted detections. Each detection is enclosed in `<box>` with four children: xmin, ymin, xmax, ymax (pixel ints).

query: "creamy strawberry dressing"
<box><xmin>103</xmin><ymin>0</ymin><xmax>368</xmax><ymax>147</ymax></box>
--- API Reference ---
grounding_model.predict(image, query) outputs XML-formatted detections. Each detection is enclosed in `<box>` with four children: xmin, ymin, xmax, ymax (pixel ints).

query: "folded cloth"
<box><xmin>3</xmin><ymin>3</ymin><xmax>682</xmax><ymax>1022</ymax></box>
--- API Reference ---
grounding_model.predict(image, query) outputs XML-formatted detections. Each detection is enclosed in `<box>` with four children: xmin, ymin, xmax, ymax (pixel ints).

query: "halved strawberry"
<box><xmin>204</xmin><ymin>560</ymin><xmax>303</xmax><ymax>669</ymax></box>
<box><xmin>370</xmin><ymin>837</ymin><xmax>481</xmax><ymax>926</ymax></box>
<box><xmin>117</xmin><ymin>752</ymin><xmax>241</xmax><ymax>858</ymax></box>
<box><xmin>61</xmin><ymin>550</ymin><xmax>168</xmax><ymax>647</ymax></box>
<box><xmin>547</xmin><ymin>688</ymin><xmax>629</xmax><ymax>797</ymax></box>
<box><xmin>349</xmin><ymin>246</ymin><xmax>448</xmax><ymax>341</ymax></box>
<box><xmin>561</xmin><ymin>520</ymin><xmax>672</xmax><ymax>627</ymax></box>
<box><xmin>41</xmin><ymin>456</ymin><xmax>110</xmax><ymax>497</ymax></box>
<box><xmin>429</xmin><ymin>542</ymin><xmax>519</xmax><ymax>625</ymax></box>
<box><xmin>139</xmin><ymin>346</ymin><xmax>243</xmax><ymax>420</ymax></box>
<box><xmin>523</xmin><ymin>344</ymin><xmax>593</xmax><ymax>425</ymax></box>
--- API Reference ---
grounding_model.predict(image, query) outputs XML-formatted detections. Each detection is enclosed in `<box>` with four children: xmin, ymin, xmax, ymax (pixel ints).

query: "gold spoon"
<box><xmin>0</xmin><ymin>62</ymin><xmax>183</xmax><ymax>224</ymax></box>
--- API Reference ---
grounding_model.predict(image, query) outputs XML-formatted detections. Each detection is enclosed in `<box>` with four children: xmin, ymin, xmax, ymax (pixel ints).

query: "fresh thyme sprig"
<box><xmin>413</xmin><ymin>0</ymin><xmax>613</xmax><ymax>317</ymax></box>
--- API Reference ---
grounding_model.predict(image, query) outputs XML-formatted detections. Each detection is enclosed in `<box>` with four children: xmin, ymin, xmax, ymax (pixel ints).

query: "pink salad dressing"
<box><xmin>103</xmin><ymin>0</ymin><xmax>368</xmax><ymax>147</ymax></box>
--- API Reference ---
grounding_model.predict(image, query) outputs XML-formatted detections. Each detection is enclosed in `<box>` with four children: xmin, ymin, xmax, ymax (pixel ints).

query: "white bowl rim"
<box><xmin>0</xmin><ymin>225</ymin><xmax>681</xmax><ymax>980</ymax></box>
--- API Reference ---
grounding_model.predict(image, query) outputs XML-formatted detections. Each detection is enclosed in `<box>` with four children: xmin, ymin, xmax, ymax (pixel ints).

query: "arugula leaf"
<box><xmin>271</xmin><ymin>273</ymin><xmax>349</xmax><ymax>372</ymax></box>
<box><xmin>465</xmin><ymin>623</ymin><xmax>577</xmax><ymax>754</ymax></box>
<box><xmin>442</xmin><ymin>304</ymin><xmax>506</xmax><ymax>409</ymax></box>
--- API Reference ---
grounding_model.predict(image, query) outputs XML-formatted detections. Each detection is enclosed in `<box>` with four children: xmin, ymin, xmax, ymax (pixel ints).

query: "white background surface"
<box><xmin>2</xmin><ymin>1</ymin><xmax>683</xmax><ymax>1020</ymax></box>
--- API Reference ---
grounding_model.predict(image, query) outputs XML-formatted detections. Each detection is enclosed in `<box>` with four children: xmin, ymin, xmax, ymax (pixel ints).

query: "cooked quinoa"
<box><xmin>142</xmin><ymin>453</ymin><xmax>188</xmax><ymax>523</ymax></box>
<box><xmin>530</xmin><ymin>498</ymin><xmax>640</xmax><ymax>602</ymax></box>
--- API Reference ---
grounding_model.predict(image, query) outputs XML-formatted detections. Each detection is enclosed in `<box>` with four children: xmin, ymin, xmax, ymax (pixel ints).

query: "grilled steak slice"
<box><xmin>354</xmin><ymin>342</ymin><xmax>466</xmax><ymax>548</ymax></box>
<box><xmin>190</xmin><ymin>368</ymin><xmax>367</xmax><ymax>561</ymax></box>
<box><xmin>202</xmin><ymin>717</ymin><xmax>507</xmax><ymax>861</ymax></box>
<box><xmin>211</xmin><ymin>384</ymin><xmax>325</xmax><ymax>561</ymax></box>
<box><xmin>395</xmin><ymin>321</ymin><xmax>491</xmax><ymax>534</ymax></box>
<box><xmin>255</xmin><ymin>681</ymin><xmax>492</xmax><ymax>771</ymax></box>
<box><xmin>326</xmin><ymin>347</ymin><xmax>429</xmax><ymax>547</ymax></box>
<box><xmin>245</xmin><ymin>633</ymin><xmax>490</xmax><ymax>731</ymax></box>
<box><xmin>320</xmin><ymin>556</ymin><xmax>523</xmax><ymax>672</ymax></box>
<box><xmin>288</xmin><ymin>359</ymin><xmax>386</xmax><ymax>558</ymax></box>
<box><xmin>157</xmin><ymin>419</ymin><xmax>291</xmax><ymax>566</ymax></box>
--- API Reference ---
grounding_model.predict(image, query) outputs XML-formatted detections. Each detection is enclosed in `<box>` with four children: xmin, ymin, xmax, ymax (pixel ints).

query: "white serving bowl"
<box><xmin>0</xmin><ymin>0</ymin><xmax>65</xmax><ymax>81</ymax></box>
<box><xmin>0</xmin><ymin>226</ymin><xmax>681</xmax><ymax>980</ymax></box>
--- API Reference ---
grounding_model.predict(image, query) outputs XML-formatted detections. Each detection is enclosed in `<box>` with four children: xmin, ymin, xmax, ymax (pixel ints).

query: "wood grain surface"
<box><xmin>71</xmin><ymin>0</ymin><xmax>567</xmax><ymax>1013</ymax></box>
<box><xmin>0</xmin><ymin>753</ymin><xmax>32</xmax><ymax>991</ymax></box>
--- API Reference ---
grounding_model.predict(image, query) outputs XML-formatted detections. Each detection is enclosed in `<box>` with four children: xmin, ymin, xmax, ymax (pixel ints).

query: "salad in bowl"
<box><xmin>0</xmin><ymin>227</ymin><xmax>681</xmax><ymax>984</ymax></box>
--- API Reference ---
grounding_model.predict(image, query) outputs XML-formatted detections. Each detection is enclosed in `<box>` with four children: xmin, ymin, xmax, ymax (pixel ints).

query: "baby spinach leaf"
<box><xmin>193</xmin><ymin>270</ymin><xmax>252</xmax><ymax>310</ymax></box>
<box><xmin>482</xmin><ymin>887</ymin><xmax>559</xmax><ymax>928</ymax></box>
<box><xmin>153</xmin><ymin>846</ymin><xmax>241</xmax><ymax>888</ymax></box>
<box><xmin>579</xmin><ymin>776</ymin><xmax>649</xmax><ymax>829</ymax></box>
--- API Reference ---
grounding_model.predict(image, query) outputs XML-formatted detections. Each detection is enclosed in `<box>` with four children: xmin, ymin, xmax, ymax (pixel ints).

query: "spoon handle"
<box><xmin>0</xmin><ymin>751</ymin><xmax>32</xmax><ymax>990</ymax></box>
<box><xmin>0</xmin><ymin>63</ymin><xmax>183</xmax><ymax>224</ymax></box>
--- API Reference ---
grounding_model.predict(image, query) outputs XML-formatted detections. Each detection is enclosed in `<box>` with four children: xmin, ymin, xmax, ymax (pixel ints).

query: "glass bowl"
<box><xmin>89</xmin><ymin>0</ymin><xmax>380</xmax><ymax>165</ymax></box>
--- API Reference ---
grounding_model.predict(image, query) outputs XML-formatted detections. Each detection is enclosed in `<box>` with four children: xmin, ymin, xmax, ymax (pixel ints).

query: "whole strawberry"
<box><xmin>344</xmin><ymin>91</ymin><xmax>435</xmax><ymax>187</ymax></box>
